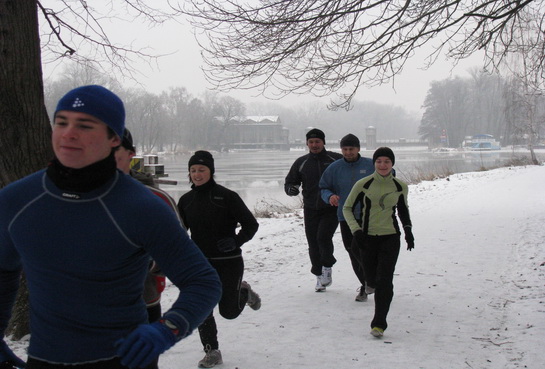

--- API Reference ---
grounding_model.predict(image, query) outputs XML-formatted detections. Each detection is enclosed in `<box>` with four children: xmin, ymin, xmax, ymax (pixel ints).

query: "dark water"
<box><xmin>160</xmin><ymin>147</ymin><xmax>538</xmax><ymax>209</ymax></box>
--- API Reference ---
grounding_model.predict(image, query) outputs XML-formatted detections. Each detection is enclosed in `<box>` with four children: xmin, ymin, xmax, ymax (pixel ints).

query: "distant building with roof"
<box><xmin>218</xmin><ymin>115</ymin><xmax>290</xmax><ymax>150</ymax></box>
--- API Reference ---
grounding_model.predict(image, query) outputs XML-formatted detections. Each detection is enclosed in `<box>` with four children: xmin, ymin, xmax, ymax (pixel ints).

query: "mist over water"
<box><xmin>160</xmin><ymin>148</ymin><xmax>535</xmax><ymax>210</ymax></box>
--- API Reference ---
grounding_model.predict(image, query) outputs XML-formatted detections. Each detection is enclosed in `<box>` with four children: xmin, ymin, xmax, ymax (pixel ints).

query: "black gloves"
<box><xmin>217</xmin><ymin>237</ymin><xmax>237</xmax><ymax>253</ymax></box>
<box><xmin>404</xmin><ymin>227</ymin><xmax>415</xmax><ymax>251</ymax></box>
<box><xmin>286</xmin><ymin>185</ymin><xmax>300</xmax><ymax>196</ymax></box>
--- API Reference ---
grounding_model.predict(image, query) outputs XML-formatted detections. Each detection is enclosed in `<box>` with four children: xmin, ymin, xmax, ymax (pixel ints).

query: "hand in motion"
<box><xmin>329</xmin><ymin>194</ymin><xmax>340</xmax><ymax>207</ymax></box>
<box><xmin>286</xmin><ymin>185</ymin><xmax>300</xmax><ymax>196</ymax></box>
<box><xmin>217</xmin><ymin>237</ymin><xmax>237</xmax><ymax>253</ymax></box>
<box><xmin>0</xmin><ymin>340</ymin><xmax>26</xmax><ymax>368</ymax></box>
<box><xmin>405</xmin><ymin>228</ymin><xmax>415</xmax><ymax>251</ymax></box>
<box><xmin>116</xmin><ymin>322</ymin><xmax>176</xmax><ymax>369</ymax></box>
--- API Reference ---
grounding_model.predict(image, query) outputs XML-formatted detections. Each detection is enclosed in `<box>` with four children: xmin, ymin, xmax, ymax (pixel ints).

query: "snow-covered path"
<box><xmin>10</xmin><ymin>165</ymin><xmax>545</xmax><ymax>368</ymax></box>
<box><xmin>160</xmin><ymin>165</ymin><xmax>545</xmax><ymax>368</ymax></box>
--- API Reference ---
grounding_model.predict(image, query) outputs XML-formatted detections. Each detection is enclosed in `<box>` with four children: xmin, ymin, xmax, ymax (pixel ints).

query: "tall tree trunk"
<box><xmin>1</xmin><ymin>0</ymin><xmax>54</xmax><ymax>340</ymax></box>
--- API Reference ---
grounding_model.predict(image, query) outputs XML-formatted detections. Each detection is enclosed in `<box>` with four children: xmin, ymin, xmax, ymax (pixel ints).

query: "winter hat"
<box><xmin>306</xmin><ymin>128</ymin><xmax>326</xmax><ymax>144</ymax></box>
<box><xmin>121</xmin><ymin>128</ymin><xmax>136</xmax><ymax>152</ymax></box>
<box><xmin>55</xmin><ymin>85</ymin><xmax>125</xmax><ymax>138</ymax></box>
<box><xmin>188</xmin><ymin>150</ymin><xmax>215</xmax><ymax>174</ymax></box>
<box><xmin>372</xmin><ymin>147</ymin><xmax>395</xmax><ymax>165</ymax></box>
<box><xmin>340</xmin><ymin>133</ymin><xmax>360</xmax><ymax>148</ymax></box>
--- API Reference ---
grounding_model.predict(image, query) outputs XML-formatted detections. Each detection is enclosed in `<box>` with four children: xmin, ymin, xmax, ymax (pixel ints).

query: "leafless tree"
<box><xmin>502</xmin><ymin>12</ymin><xmax>545</xmax><ymax>164</ymax></box>
<box><xmin>123</xmin><ymin>88</ymin><xmax>167</xmax><ymax>153</ymax></box>
<box><xmin>419</xmin><ymin>71</ymin><xmax>517</xmax><ymax>147</ymax></box>
<box><xmin>183</xmin><ymin>0</ymin><xmax>544</xmax><ymax>109</ymax></box>
<box><xmin>38</xmin><ymin>0</ymin><xmax>181</xmax><ymax>81</ymax></box>
<box><xmin>203</xmin><ymin>92</ymin><xmax>246</xmax><ymax>147</ymax></box>
<box><xmin>419</xmin><ymin>77</ymin><xmax>472</xmax><ymax>147</ymax></box>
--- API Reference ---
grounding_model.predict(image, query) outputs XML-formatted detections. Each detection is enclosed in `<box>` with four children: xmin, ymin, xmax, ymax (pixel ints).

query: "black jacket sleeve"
<box><xmin>284</xmin><ymin>158</ymin><xmax>303</xmax><ymax>195</ymax></box>
<box><xmin>228</xmin><ymin>191</ymin><xmax>259</xmax><ymax>246</ymax></box>
<box><xmin>397</xmin><ymin>194</ymin><xmax>412</xmax><ymax>229</ymax></box>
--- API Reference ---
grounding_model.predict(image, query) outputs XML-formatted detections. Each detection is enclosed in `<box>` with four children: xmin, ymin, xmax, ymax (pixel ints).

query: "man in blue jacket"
<box><xmin>319</xmin><ymin>134</ymin><xmax>374</xmax><ymax>302</ymax></box>
<box><xmin>0</xmin><ymin>85</ymin><xmax>222</xmax><ymax>369</ymax></box>
<box><xmin>284</xmin><ymin>129</ymin><xmax>342</xmax><ymax>292</ymax></box>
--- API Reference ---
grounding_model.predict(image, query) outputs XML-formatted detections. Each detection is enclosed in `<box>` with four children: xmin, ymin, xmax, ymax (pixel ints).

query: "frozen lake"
<box><xmin>159</xmin><ymin>147</ymin><xmax>540</xmax><ymax>210</ymax></box>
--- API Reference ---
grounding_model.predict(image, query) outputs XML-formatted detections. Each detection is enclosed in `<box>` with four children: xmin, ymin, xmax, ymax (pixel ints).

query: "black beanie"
<box><xmin>121</xmin><ymin>128</ymin><xmax>136</xmax><ymax>152</ymax></box>
<box><xmin>340</xmin><ymin>133</ymin><xmax>360</xmax><ymax>148</ymax></box>
<box><xmin>306</xmin><ymin>128</ymin><xmax>326</xmax><ymax>144</ymax></box>
<box><xmin>188</xmin><ymin>150</ymin><xmax>215</xmax><ymax>174</ymax></box>
<box><xmin>372</xmin><ymin>147</ymin><xmax>395</xmax><ymax>165</ymax></box>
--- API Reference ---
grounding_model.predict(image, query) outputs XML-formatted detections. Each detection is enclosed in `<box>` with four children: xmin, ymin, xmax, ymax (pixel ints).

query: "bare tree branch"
<box><xmin>38</xmin><ymin>0</ymin><xmax>183</xmax><ymax>83</ymax></box>
<box><xmin>180</xmin><ymin>0</ymin><xmax>544</xmax><ymax>109</ymax></box>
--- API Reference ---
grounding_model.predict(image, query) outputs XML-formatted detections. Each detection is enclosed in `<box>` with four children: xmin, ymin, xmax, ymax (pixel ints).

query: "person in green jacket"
<box><xmin>342</xmin><ymin>147</ymin><xmax>414</xmax><ymax>338</ymax></box>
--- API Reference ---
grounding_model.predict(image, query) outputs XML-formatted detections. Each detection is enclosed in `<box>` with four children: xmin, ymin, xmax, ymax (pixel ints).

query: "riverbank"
<box><xmin>159</xmin><ymin>147</ymin><xmax>543</xmax><ymax>211</ymax></box>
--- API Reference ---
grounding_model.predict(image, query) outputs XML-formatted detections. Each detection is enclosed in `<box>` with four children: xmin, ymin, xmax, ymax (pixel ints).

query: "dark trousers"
<box><xmin>360</xmin><ymin>234</ymin><xmax>400</xmax><ymax>331</ymax></box>
<box><xmin>339</xmin><ymin>221</ymin><xmax>366</xmax><ymax>286</ymax></box>
<box><xmin>146</xmin><ymin>303</ymin><xmax>162</xmax><ymax>323</ymax></box>
<box><xmin>198</xmin><ymin>256</ymin><xmax>247</xmax><ymax>351</ymax></box>
<box><xmin>26</xmin><ymin>358</ymin><xmax>157</xmax><ymax>369</ymax></box>
<box><xmin>303</xmin><ymin>207</ymin><xmax>338</xmax><ymax>276</ymax></box>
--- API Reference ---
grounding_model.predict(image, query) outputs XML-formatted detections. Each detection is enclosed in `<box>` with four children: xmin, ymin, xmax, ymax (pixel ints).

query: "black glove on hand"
<box><xmin>217</xmin><ymin>237</ymin><xmax>237</xmax><ymax>253</ymax></box>
<box><xmin>353</xmin><ymin>230</ymin><xmax>366</xmax><ymax>249</ymax></box>
<box><xmin>405</xmin><ymin>227</ymin><xmax>415</xmax><ymax>251</ymax></box>
<box><xmin>287</xmin><ymin>185</ymin><xmax>300</xmax><ymax>196</ymax></box>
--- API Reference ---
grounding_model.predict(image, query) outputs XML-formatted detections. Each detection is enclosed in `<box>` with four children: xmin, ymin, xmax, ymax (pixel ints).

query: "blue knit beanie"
<box><xmin>55</xmin><ymin>85</ymin><xmax>125</xmax><ymax>138</ymax></box>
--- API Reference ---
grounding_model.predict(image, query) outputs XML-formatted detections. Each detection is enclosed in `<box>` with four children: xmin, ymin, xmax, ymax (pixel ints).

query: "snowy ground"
<box><xmin>9</xmin><ymin>165</ymin><xmax>545</xmax><ymax>368</ymax></box>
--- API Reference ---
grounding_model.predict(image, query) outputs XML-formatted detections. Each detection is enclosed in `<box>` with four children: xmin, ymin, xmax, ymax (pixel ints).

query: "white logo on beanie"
<box><xmin>72</xmin><ymin>98</ymin><xmax>84</xmax><ymax>108</ymax></box>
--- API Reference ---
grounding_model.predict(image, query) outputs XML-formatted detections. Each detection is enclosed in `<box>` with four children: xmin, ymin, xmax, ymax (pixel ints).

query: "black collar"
<box><xmin>46</xmin><ymin>152</ymin><xmax>117</xmax><ymax>192</ymax></box>
<box><xmin>192</xmin><ymin>178</ymin><xmax>216</xmax><ymax>192</ymax></box>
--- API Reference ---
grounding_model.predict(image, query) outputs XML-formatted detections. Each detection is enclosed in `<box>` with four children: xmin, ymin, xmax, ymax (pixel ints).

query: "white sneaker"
<box><xmin>355</xmin><ymin>286</ymin><xmax>368</xmax><ymax>302</ymax></box>
<box><xmin>315</xmin><ymin>276</ymin><xmax>326</xmax><ymax>292</ymax></box>
<box><xmin>370</xmin><ymin>327</ymin><xmax>384</xmax><ymax>337</ymax></box>
<box><xmin>198</xmin><ymin>349</ymin><xmax>223</xmax><ymax>368</ymax></box>
<box><xmin>321</xmin><ymin>266</ymin><xmax>332</xmax><ymax>287</ymax></box>
<box><xmin>241</xmin><ymin>281</ymin><xmax>261</xmax><ymax>310</ymax></box>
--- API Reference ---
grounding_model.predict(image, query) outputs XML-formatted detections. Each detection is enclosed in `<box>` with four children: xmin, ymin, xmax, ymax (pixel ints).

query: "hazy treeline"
<box><xmin>45</xmin><ymin>66</ymin><xmax>543</xmax><ymax>153</ymax></box>
<box><xmin>45</xmin><ymin>76</ymin><xmax>247</xmax><ymax>153</ymax></box>
<box><xmin>43</xmin><ymin>67</ymin><xmax>420</xmax><ymax>153</ymax></box>
<box><xmin>419</xmin><ymin>69</ymin><xmax>545</xmax><ymax>148</ymax></box>
<box><xmin>248</xmin><ymin>99</ymin><xmax>420</xmax><ymax>144</ymax></box>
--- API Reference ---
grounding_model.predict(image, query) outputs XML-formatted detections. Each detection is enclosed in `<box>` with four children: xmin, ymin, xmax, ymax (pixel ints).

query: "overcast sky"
<box><xmin>126</xmin><ymin>38</ymin><xmax>485</xmax><ymax>114</ymax></box>
<box><xmin>41</xmin><ymin>3</ymin><xmax>487</xmax><ymax>114</ymax></box>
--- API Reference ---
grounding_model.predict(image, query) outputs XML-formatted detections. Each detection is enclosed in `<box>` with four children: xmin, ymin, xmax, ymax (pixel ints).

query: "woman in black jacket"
<box><xmin>177</xmin><ymin>150</ymin><xmax>260</xmax><ymax>368</ymax></box>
